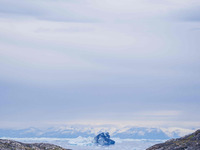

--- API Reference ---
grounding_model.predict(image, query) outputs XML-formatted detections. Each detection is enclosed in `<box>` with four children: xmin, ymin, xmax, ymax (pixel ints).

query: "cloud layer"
<box><xmin>0</xmin><ymin>0</ymin><xmax>200</xmax><ymax>128</ymax></box>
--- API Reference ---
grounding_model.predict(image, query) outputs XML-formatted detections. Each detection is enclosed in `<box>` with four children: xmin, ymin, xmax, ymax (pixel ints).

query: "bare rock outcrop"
<box><xmin>147</xmin><ymin>129</ymin><xmax>200</xmax><ymax>150</ymax></box>
<box><xmin>0</xmin><ymin>139</ymin><xmax>71</xmax><ymax>150</ymax></box>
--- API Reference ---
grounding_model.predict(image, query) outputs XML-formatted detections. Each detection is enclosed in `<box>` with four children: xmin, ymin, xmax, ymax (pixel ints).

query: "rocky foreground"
<box><xmin>147</xmin><ymin>129</ymin><xmax>200</xmax><ymax>150</ymax></box>
<box><xmin>0</xmin><ymin>139</ymin><xmax>70</xmax><ymax>150</ymax></box>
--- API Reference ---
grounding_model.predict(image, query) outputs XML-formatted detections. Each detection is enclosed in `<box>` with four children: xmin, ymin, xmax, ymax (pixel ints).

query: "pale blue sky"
<box><xmin>0</xmin><ymin>0</ymin><xmax>200</xmax><ymax>128</ymax></box>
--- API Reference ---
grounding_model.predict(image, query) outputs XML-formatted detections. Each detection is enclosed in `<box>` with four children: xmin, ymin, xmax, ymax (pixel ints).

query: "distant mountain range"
<box><xmin>0</xmin><ymin>125</ymin><xmax>195</xmax><ymax>139</ymax></box>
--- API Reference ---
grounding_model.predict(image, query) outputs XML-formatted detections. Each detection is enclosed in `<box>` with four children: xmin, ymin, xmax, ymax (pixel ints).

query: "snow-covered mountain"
<box><xmin>0</xmin><ymin>125</ymin><xmax>195</xmax><ymax>139</ymax></box>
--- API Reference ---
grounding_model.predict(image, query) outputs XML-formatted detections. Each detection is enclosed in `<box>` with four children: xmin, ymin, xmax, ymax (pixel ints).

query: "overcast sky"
<box><xmin>0</xmin><ymin>0</ymin><xmax>200</xmax><ymax>129</ymax></box>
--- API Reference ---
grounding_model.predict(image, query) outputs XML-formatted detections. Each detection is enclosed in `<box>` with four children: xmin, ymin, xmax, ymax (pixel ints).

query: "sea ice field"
<box><xmin>1</xmin><ymin>137</ymin><xmax>166</xmax><ymax>150</ymax></box>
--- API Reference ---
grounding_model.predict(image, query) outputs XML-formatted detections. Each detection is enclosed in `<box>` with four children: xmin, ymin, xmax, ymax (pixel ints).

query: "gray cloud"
<box><xmin>169</xmin><ymin>6</ymin><xmax>200</xmax><ymax>22</ymax></box>
<box><xmin>0</xmin><ymin>0</ymin><xmax>200</xmax><ymax>128</ymax></box>
<box><xmin>0</xmin><ymin>0</ymin><xmax>98</xmax><ymax>22</ymax></box>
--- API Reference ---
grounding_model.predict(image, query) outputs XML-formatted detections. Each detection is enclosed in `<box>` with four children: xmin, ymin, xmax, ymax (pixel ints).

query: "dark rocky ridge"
<box><xmin>147</xmin><ymin>129</ymin><xmax>200</xmax><ymax>150</ymax></box>
<box><xmin>0</xmin><ymin>139</ymin><xmax>70</xmax><ymax>150</ymax></box>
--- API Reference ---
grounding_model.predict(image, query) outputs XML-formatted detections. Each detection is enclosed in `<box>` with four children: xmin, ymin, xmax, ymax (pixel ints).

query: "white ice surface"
<box><xmin>0</xmin><ymin>137</ymin><xmax>166</xmax><ymax>150</ymax></box>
